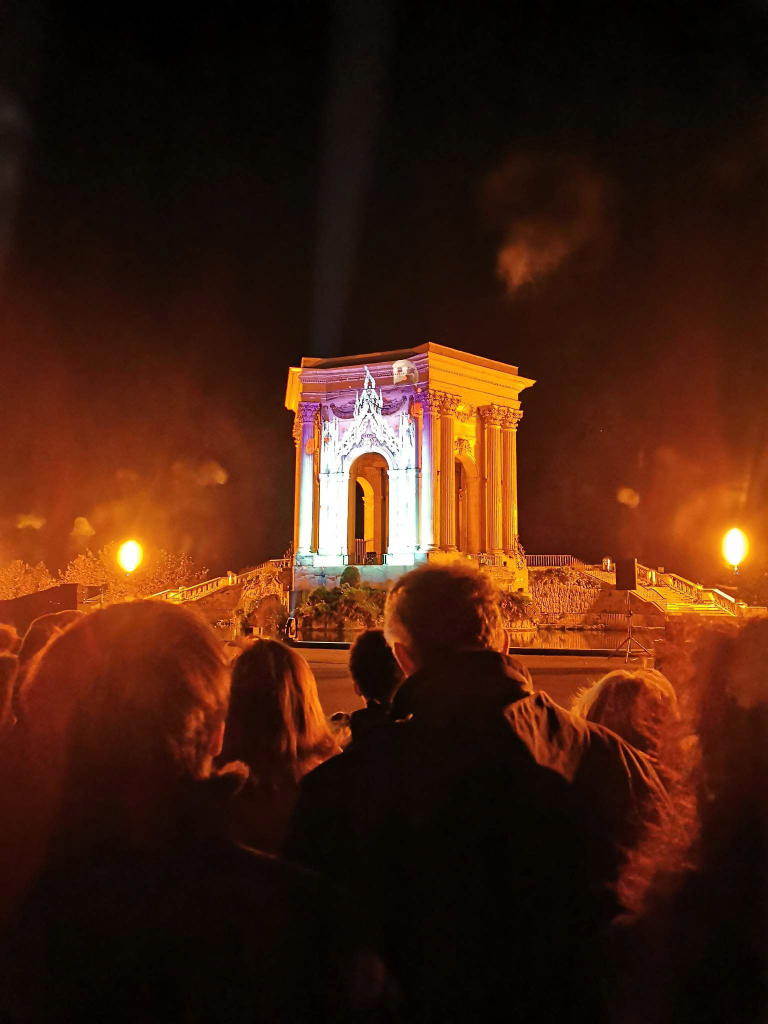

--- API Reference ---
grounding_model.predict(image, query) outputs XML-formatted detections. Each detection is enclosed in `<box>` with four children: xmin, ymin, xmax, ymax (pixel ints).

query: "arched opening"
<box><xmin>455</xmin><ymin>454</ymin><xmax>480</xmax><ymax>555</ymax></box>
<box><xmin>347</xmin><ymin>453</ymin><xmax>389</xmax><ymax>564</ymax></box>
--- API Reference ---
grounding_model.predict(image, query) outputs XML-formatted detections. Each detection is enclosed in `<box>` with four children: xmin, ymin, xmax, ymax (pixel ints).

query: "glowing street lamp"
<box><xmin>117</xmin><ymin>539</ymin><xmax>143</xmax><ymax>574</ymax></box>
<box><xmin>722</xmin><ymin>528</ymin><xmax>748</xmax><ymax>574</ymax></box>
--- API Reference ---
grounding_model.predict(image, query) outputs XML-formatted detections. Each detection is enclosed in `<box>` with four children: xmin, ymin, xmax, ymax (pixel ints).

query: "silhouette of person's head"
<box><xmin>0</xmin><ymin>652</ymin><xmax>16</xmax><ymax>730</ymax></box>
<box><xmin>20</xmin><ymin>601</ymin><xmax>229</xmax><ymax>827</ymax></box>
<box><xmin>17</xmin><ymin>610</ymin><xmax>84</xmax><ymax>674</ymax></box>
<box><xmin>384</xmin><ymin>564</ymin><xmax>507</xmax><ymax>676</ymax></box>
<box><xmin>349</xmin><ymin>629</ymin><xmax>403</xmax><ymax>705</ymax></box>
<box><xmin>0</xmin><ymin>623</ymin><xmax>20</xmax><ymax>654</ymax></box>
<box><xmin>572</xmin><ymin>669</ymin><xmax>679</xmax><ymax>759</ymax></box>
<box><xmin>220</xmin><ymin>639</ymin><xmax>336</xmax><ymax>781</ymax></box>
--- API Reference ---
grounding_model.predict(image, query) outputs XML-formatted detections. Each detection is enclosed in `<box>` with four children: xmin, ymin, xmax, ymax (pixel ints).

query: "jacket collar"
<box><xmin>390</xmin><ymin>649</ymin><xmax>532</xmax><ymax>725</ymax></box>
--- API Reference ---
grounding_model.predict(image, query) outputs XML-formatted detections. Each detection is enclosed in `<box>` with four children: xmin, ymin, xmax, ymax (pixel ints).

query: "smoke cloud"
<box><xmin>16</xmin><ymin>512</ymin><xmax>45</xmax><ymax>530</ymax></box>
<box><xmin>485</xmin><ymin>153</ymin><xmax>610</xmax><ymax>294</ymax></box>
<box><xmin>70</xmin><ymin>516</ymin><xmax>95</xmax><ymax>542</ymax></box>
<box><xmin>170</xmin><ymin>459</ymin><xmax>229</xmax><ymax>489</ymax></box>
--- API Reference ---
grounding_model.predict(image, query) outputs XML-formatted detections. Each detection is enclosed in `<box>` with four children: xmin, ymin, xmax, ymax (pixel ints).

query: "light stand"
<box><xmin>610</xmin><ymin>590</ymin><xmax>651</xmax><ymax>662</ymax></box>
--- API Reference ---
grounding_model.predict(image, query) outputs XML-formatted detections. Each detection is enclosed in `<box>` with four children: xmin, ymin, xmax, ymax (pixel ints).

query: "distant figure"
<box><xmin>0</xmin><ymin>624</ymin><xmax>20</xmax><ymax>655</ymax></box>
<box><xmin>0</xmin><ymin>601</ymin><xmax>387</xmax><ymax>1022</ymax></box>
<box><xmin>346</xmin><ymin>629</ymin><xmax>403</xmax><ymax>744</ymax></box>
<box><xmin>219</xmin><ymin>639</ymin><xmax>340</xmax><ymax>853</ymax></box>
<box><xmin>287</xmin><ymin>563</ymin><xmax>663</xmax><ymax>1022</ymax></box>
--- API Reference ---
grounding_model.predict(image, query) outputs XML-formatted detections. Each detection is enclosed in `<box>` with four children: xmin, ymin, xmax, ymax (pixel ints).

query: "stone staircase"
<box><xmin>643</xmin><ymin>581</ymin><xmax>735</xmax><ymax>617</ymax></box>
<box><xmin>527</xmin><ymin>557</ymin><xmax>738</xmax><ymax>619</ymax></box>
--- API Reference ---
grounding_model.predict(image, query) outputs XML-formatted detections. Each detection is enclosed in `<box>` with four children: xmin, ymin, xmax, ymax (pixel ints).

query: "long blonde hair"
<box><xmin>220</xmin><ymin>639</ymin><xmax>336</xmax><ymax>781</ymax></box>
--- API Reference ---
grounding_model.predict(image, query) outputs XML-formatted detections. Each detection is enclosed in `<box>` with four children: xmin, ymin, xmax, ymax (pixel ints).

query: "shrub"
<box><xmin>530</xmin><ymin>566</ymin><xmax>601</xmax><ymax>619</ymax></box>
<box><xmin>499</xmin><ymin>590</ymin><xmax>539</xmax><ymax>628</ymax></box>
<box><xmin>300</xmin><ymin>583</ymin><xmax>385</xmax><ymax>631</ymax></box>
<box><xmin>250</xmin><ymin>594</ymin><xmax>288</xmax><ymax>638</ymax></box>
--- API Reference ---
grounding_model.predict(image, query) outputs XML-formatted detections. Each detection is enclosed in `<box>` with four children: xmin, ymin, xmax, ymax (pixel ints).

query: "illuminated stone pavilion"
<box><xmin>285</xmin><ymin>343</ymin><xmax>535</xmax><ymax>592</ymax></box>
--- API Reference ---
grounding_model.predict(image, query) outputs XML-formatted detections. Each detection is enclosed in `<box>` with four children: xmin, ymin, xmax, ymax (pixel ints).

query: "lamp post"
<box><xmin>722</xmin><ymin>528</ymin><xmax>748</xmax><ymax>576</ymax></box>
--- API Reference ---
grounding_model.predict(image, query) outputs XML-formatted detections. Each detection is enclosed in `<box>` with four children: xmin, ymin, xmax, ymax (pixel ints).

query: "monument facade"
<box><xmin>285</xmin><ymin>343</ymin><xmax>534</xmax><ymax>592</ymax></box>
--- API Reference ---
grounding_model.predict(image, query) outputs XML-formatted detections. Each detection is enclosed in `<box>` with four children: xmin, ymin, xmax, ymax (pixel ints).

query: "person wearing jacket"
<box><xmin>0</xmin><ymin>601</ymin><xmax>392</xmax><ymax>1023</ymax></box>
<box><xmin>287</xmin><ymin>564</ymin><xmax>666</xmax><ymax>1022</ymax></box>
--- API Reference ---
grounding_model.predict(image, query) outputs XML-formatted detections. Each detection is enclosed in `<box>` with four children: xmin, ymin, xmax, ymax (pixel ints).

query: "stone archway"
<box><xmin>347</xmin><ymin>452</ymin><xmax>389</xmax><ymax>564</ymax></box>
<box><xmin>455</xmin><ymin>453</ymin><xmax>480</xmax><ymax>555</ymax></box>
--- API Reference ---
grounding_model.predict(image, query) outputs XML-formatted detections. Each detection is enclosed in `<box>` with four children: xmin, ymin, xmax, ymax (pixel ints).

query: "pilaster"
<box><xmin>439</xmin><ymin>393</ymin><xmax>460</xmax><ymax>550</ymax></box>
<box><xmin>296</xmin><ymin>402</ymin><xmax>319</xmax><ymax>559</ymax></box>
<box><xmin>417</xmin><ymin>391</ymin><xmax>443</xmax><ymax>552</ymax></box>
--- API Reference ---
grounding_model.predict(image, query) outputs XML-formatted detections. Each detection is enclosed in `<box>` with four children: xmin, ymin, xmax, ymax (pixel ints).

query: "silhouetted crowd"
<box><xmin>0</xmin><ymin>563</ymin><xmax>764</xmax><ymax>1022</ymax></box>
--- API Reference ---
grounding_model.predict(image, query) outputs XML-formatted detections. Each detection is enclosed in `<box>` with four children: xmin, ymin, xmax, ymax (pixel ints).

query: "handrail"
<box><xmin>663</xmin><ymin>572</ymin><xmax>702</xmax><ymax>600</ymax></box>
<box><xmin>525</xmin><ymin>555</ymin><xmax>578</xmax><ymax>567</ymax></box>
<box><xmin>149</xmin><ymin>557</ymin><xmax>292</xmax><ymax>604</ymax></box>
<box><xmin>702</xmin><ymin>588</ymin><xmax>737</xmax><ymax>613</ymax></box>
<box><xmin>635</xmin><ymin>585</ymin><xmax>668</xmax><ymax>613</ymax></box>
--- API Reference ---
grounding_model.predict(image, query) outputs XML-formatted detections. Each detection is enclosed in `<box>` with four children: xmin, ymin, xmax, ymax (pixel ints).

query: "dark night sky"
<box><xmin>1</xmin><ymin>0</ymin><xmax>767</xmax><ymax>582</ymax></box>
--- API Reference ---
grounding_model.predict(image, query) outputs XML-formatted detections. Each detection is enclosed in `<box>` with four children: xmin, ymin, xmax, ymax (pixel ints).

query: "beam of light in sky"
<box><xmin>311</xmin><ymin>0</ymin><xmax>392</xmax><ymax>355</ymax></box>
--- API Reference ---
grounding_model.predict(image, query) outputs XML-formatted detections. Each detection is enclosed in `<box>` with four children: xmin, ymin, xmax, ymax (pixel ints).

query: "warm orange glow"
<box><xmin>722</xmin><ymin>528</ymin><xmax>748</xmax><ymax>568</ymax></box>
<box><xmin>117</xmin><ymin>540</ymin><xmax>143</xmax><ymax>573</ymax></box>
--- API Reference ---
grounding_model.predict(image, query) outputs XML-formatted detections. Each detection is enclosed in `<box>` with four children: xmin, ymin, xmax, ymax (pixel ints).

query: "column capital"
<box><xmin>502</xmin><ymin>408</ymin><xmax>523</xmax><ymax>429</ymax></box>
<box><xmin>479</xmin><ymin>403</ymin><xmax>506</xmax><ymax>426</ymax></box>
<box><xmin>416</xmin><ymin>388</ymin><xmax>444</xmax><ymax>413</ymax></box>
<box><xmin>298</xmin><ymin>401</ymin><xmax>320</xmax><ymax>422</ymax></box>
<box><xmin>439</xmin><ymin>392</ymin><xmax>460</xmax><ymax>416</ymax></box>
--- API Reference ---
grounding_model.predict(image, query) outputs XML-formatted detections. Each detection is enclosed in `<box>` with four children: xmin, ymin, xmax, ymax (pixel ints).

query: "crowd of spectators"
<box><xmin>0</xmin><ymin>562</ymin><xmax>763</xmax><ymax>1022</ymax></box>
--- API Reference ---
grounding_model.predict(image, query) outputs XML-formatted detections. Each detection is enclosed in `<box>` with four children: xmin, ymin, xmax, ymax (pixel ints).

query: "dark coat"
<box><xmin>285</xmin><ymin>650</ymin><xmax>652</xmax><ymax>1022</ymax></box>
<box><xmin>348</xmin><ymin>703</ymin><xmax>392</xmax><ymax>746</ymax></box>
<box><xmin>503</xmin><ymin>688</ymin><xmax>669</xmax><ymax>885</ymax></box>
<box><xmin>0</xmin><ymin>772</ymin><xmax>393</xmax><ymax>1023</ymax></box>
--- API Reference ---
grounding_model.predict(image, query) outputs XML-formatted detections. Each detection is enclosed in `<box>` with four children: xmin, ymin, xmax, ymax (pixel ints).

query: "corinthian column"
<box><xmin>502</xmin><ymin>408</ymin><xmax>523</xmax><ymax>554</ymax></box>
<box><xmin>418</xmin><ymin>391</ymin><xmax>442</xmax><ymax>552</ymax></box>
<box><xmin>439</xmin><ymin>393</ymin><xmax>460</xmax><ymax>550</ymax></box>
<box><xmin>296</xmin><ymin>402</ymin><xmax>319</xmax><ymax>557</ymax></box>
<box><xmin>292</xmin><ymin>414</ymin><xmax>302</xmax><ymax>558</ymax></box>
<box><xmin>480</xmin><ymin>405</ymin><xmax>504</xmax><ymax>555</ymax></box>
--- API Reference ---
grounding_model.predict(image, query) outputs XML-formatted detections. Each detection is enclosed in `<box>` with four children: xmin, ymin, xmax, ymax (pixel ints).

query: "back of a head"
<box><xmin>21</xmin><ymin>601</ymin><xmax>228</xmax><ymax>792</ymax></box>
<box><xmin>221</xmin><ymin>639</ymin><xmax>335</xmax><ymax>778</ymax></box>
<box><xmin>572</xmin><ymin>669</ymin><xmax>679</xmax><ymax>756</ymax></box>
<box><xmin>384</xmin><ymin>563</ymin><xmax>507</xmax><ymax>665</ymax></box>
<box><xmin>692</xmin><ymin>620</ymin><xmax>768</xmax><ymax>790</ymax></box>
<box><xmin>0</xmin><ymin>623</ymin><xmax>20</xmax><ymax>655</ymax></box>
<box><xmin>0</xmin><ymin>652</ymin><xmax>16</xmax><ymax>729</ymax></box>
<box><xmin>17</xmin><ymin>611</ymin><xmax>85</xmax><ymax>672</ymax></box>
<box><xmin>349</xmin><ymin>629</ymin><xmax>403</xmax><ymax>704</ymax></box>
